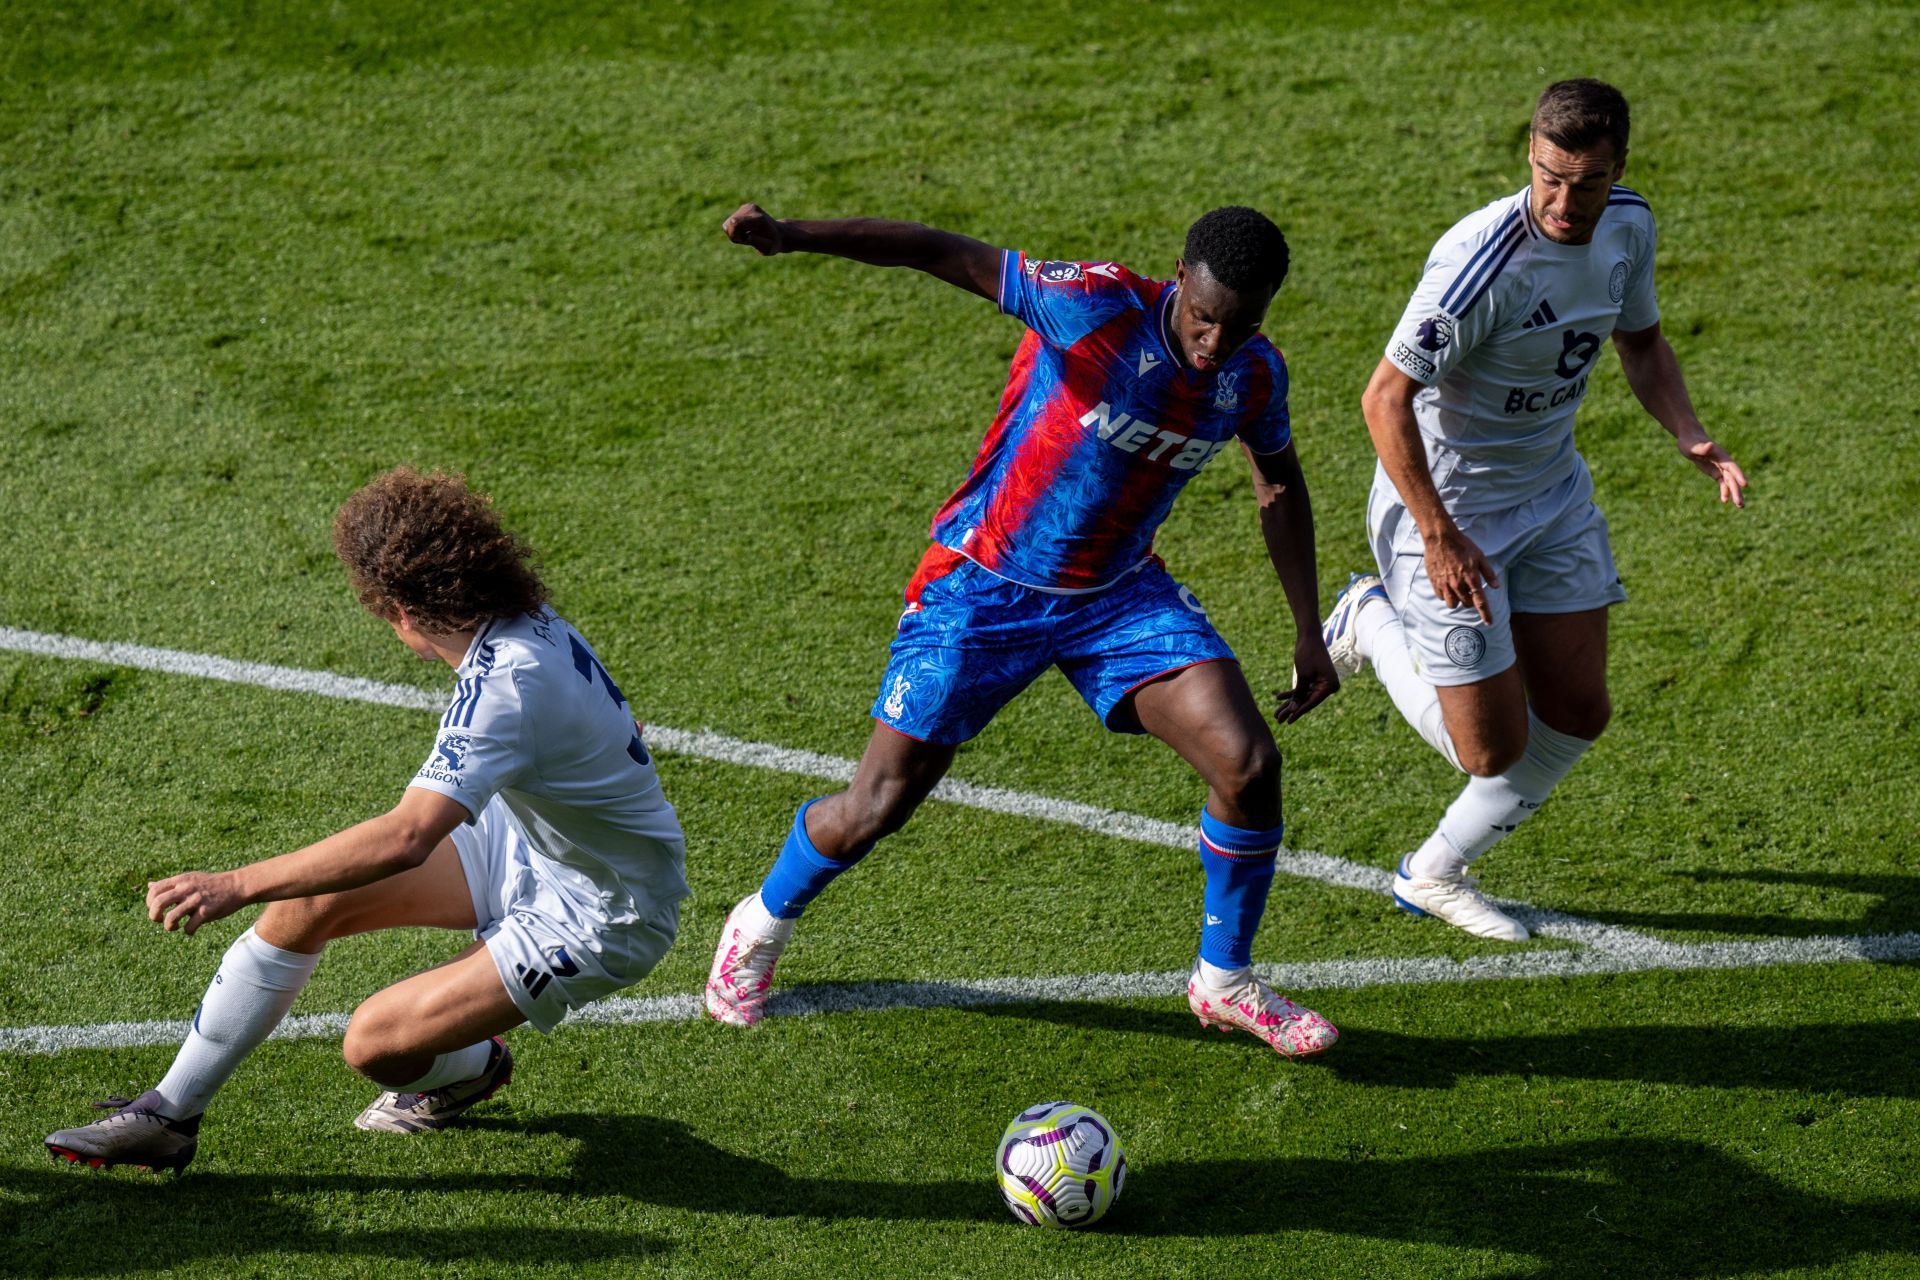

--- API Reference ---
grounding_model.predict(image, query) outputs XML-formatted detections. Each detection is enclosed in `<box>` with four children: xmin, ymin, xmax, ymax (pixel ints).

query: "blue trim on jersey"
<box><xmin>1452</xmin><ymin>228</ymin><xmax>1528</xmax><ymax>317</ymax></box>
<box><xmin>1609</xmin><ymin>184</ymin><xmax>1651</xmax><ymax>211</ymax></box>
<box><xmin>1440</xmin><ymin>210</ymin><xmax>1524</xmax><ymax>313</ymax></box>
<box><xmin>996</xmin><ymin>248</ymin><xmax>1018</xmax><ymax>312</ymax></box>
<box><xmin>443</xmin><ymin>676</ymin><xmax>485</xmax><ymax>728</ymax></box>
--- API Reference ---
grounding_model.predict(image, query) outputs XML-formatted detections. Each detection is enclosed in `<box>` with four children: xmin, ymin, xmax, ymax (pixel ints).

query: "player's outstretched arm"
<box><xmin>145</xmin><ymin>788</ymin><xmax>468</xmax><ymax>935</ymax></box>
<box><xmin>722</xmin><ymin>202</ymin><xmax>1002</xmax><ymax>301</ymax></box>
<box><xmin>1361</xmin><ymin>358</ymin><xmax>1500</xmax><ymax>624</ymax></box>
<box><xmin>1246</xmin><ymin>442</ymin><xmax>1337</xmax><ymax>723</ymax></box>
<box><xmin>1612</xmin><ymin>323</ymin><xmax>1748</xmax><ymax>507</ymax></box>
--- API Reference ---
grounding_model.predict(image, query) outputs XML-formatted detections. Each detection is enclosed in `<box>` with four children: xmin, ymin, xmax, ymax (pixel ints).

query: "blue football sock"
<box><xmin>757</xmin><ymin>799</ymin><xmax>874</xmax><ymax>920</ymax></box>
<box><xmin>1196</xmin><ymin>810</ymin><xmax>1283</xmax><ymax>969</ymax></box>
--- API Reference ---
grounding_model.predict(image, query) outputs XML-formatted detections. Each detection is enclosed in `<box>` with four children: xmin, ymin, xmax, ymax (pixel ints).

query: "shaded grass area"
<box><xmin>3</xmin><ymin>963</ymin><xmax>1916</xmax><ymax>1278</ymax></box>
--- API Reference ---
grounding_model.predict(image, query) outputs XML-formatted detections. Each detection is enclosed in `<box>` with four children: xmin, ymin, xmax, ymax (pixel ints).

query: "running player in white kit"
<box><xmin>45</xmin><ymin>468</ymin><xmax>688</xmax><ymax>1171</ymax></box>
<box><xmin>1323</xmin><ymin>80</ymin><xmax>1747</xmax><ymax>940</ymax></box>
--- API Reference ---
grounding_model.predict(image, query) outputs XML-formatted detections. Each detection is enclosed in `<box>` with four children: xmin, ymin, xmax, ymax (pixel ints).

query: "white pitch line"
<box><xmin>5</xmin><ymin>930</ymin><xmax>1917</xmax><ymax>1056</ymax></box>
<box><xmin>0</xmin><ymin>624</ymin><xmax>1666</xmax><ymax>951</ymax></box>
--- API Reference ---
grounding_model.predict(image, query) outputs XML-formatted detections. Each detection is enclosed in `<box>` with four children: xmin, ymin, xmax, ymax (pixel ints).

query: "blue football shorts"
<box><xmin>869</xmin><ymin>545</ymin><xmax>1238</xmax><ymax>744</ymax></box>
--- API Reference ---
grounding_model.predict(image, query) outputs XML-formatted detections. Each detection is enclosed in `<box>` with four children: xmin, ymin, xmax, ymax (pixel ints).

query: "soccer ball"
<box><xmin>995</xmin><ymin>1101</ymin><xmax>1126</xmax><ymax>1228</ymax></box>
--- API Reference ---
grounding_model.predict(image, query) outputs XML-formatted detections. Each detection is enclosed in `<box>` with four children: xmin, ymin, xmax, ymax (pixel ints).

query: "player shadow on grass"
<box><xmin>1314</xmin><ymin>1016</ymin><xmax>1920</xmax><ymax>1096</ymax></box>
<box><xmin>968</xmin><ymin>1002</ymin><xmax>1920</xmax><ymax>1097</ymax></box>
<box><xmin>0</xmin><ymin>1159</ymin><xmax>672</xmax><ymax>1275</ymax></box>
<box><xmin>1116</xmin><ymin>1136</ymin><xmax>1919</xmax><ymax>1275</ymax></box>
<box><xmin>5</xmin><ymin>1120</ymin><xmax>1913</xmax><ymax>1277</ymax></box>
<box><xmin>0</xmin><ymin>1113</ymin><xmax>996</xmax><ymax>1276</ymax></box>
<box><xmin>1556</xmin><ymin>869</ymin><xmax>1920</xmax><ymax>937</ymax></box>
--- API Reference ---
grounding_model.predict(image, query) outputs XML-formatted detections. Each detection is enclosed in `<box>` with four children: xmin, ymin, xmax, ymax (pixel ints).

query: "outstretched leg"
<box><xmin>45</xmin><ymin>840</ymin><xmax>484</xmax><ymax>1170</ymax></box>
<box><xmin>705</xmin><ymin>724</ymin><xmax>956</xmax><ymax>1026</ymax></box>
<box><xmin>1127</xmin><ymin>661</ymin><xmax>1339</xmax><ymax>1059</ymax></box>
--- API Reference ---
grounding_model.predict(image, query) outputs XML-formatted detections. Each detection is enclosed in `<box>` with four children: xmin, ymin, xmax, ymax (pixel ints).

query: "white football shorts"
<box><xmin>1368</xmin><ymin>456</ymin><xmax>1628</xmax><ymax>687</ymax></box>
<box><xmin>451</xmin><ymin>798</ymin><xmax>679</xmax><ymax>1033</ymax></box>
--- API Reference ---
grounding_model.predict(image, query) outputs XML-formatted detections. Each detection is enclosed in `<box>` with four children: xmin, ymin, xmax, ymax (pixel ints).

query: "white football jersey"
<box><xmin>410</xmin><ymin>608</ymin><xmax>689</xmax><ymax>926</ymax></box>
<box><xmin>1382</xmin><ymin>184</ymin><xmax>1659</xmax><ymax>513</ymax></box>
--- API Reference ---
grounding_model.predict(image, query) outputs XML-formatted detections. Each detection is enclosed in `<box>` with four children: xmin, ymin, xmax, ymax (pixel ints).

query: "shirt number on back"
<box><xmin>570</xmin><ymin>635</ymin><xmax>652</xmax><ymax>767</ymax></box>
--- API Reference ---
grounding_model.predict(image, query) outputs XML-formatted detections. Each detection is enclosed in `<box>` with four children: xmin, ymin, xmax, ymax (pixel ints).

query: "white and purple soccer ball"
<box><xmin>995</xmin><ymin>1101</ymin><xmax>1126</xmax><ymax>1228</ymax></box>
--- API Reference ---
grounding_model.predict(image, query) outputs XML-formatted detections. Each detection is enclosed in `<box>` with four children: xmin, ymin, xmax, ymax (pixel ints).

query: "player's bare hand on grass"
<box><xmin>723</xmin><ymin>203</ymin><xmax>786</xmax><ymax>255</ymax></box>
<box><xmin>147</xmin><ymin>871</ymin><xmax>246</xmax><ymax>935</ymax></box>
<box><xmin>1275</xmin><ymin>636</ymin><xmax>1339</xmax><ymax>723</ymax></box>
<box><xmin>1677</xmin><ymin>426</ymin><xmax>1748</xmax><ymax>507</ymax></box>
<box><xmin>1424</xmin><ymin>525</ymin><xmax>1499</xmax><ymax>623</ymax></box>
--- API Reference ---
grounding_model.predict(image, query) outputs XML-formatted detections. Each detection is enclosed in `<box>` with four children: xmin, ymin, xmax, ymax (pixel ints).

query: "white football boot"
<box><xmin>1321</xmin><ymin>571</ymin><xmax>1389</xmax><ymax>678</ymax></box>
<box><xmin>1187</xmin><ymin>963</ymin><xmax>1340</xmax><ymax>1058</ymax></box>
<box><xmin>354</xmin><ymin>1037</ymin><xmax>514</xmax><ymax>1133</ymax></box>
<box><xmin>705</xmin><ymin>893</ymin><xmax>795</xmax><ymax>1026</ymax></box>
<box><xmin>1389</xmin><ymin>856</ymin><xmax>1530</xmax><ymax>941</ymax></box>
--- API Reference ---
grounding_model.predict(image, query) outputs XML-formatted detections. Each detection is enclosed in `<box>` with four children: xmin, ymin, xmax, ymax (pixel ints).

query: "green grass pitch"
<box><xmin>2</xmin><ymin>1</ymin><xmax>1918</xmax><ymax>1275</ymax></box>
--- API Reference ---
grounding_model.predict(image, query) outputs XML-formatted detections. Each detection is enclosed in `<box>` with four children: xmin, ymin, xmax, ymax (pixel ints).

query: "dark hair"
<box><xmin>1531</xmin><ymin>79</ymin><xmax>1630</xmax><ymax>157</ymax></box>
<box><xmin>1183</xmin><ymin>206</ymin><xmax>1290</xmax><ymax>295</ymax></box>
<box><xmin>333</xmin><ymin>467</ymin><xmax>548</xmax><ymax>632</ymax></box>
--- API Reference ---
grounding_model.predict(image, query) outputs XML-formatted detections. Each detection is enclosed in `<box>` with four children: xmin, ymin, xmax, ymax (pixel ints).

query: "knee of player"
<box><xmin>1218</xmin><ymin>740</ymin><xmax>1283</xmax><ymax>812</ymax></box>
<box><xmin>340</xmin><ymin>1006</ymin><xmax>404</xmax><ymax>1079</ymax></box>
<box><xmin>1458</xmin><ymin>739</ymin><xmax>1526</xmax><ymax>778</ymax></box>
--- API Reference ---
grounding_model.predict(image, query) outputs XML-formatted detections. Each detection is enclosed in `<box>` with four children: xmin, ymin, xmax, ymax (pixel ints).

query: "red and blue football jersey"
<box><xmin>928</xmin><ymin>250</ymin><xmax>1292</xmax><ymax>592</ymax></box>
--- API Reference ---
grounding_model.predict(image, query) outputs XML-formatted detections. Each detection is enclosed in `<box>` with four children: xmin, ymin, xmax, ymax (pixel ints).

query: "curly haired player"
<box><xmin>45</xmin><ymin>468</ymin><xmax>688</xmax><ymax>1171</ymax></box>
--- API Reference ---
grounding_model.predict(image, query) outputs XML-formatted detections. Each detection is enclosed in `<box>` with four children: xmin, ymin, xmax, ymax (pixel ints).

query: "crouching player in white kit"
<box><xmin>1324</xmin><ymin>80</ymin><xmax>1747</xmax><ymax>940</ymax></box>
<box><xmin>45</xmin><ymin>468</ymin><xmax>688</xmax><ymax>1170</ymax></box>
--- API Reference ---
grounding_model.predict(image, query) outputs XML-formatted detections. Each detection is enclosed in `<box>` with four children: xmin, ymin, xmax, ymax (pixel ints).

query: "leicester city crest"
<box><xmin>1443</xmin><ymin>626</ymin><xmax>1487</xmax><ymax>668</ymax></box>
<box><xmin>1212</xmin><ymin>370</ymin><xmax>1243</xmax><ymax>413</ymax></box>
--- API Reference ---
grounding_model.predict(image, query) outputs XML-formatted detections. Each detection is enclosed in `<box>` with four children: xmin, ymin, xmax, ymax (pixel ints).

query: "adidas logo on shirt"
<box><xmin>1520</xmin><ymin>298</ymin><xmax>1559</xmax><ymax>330</ymax></box>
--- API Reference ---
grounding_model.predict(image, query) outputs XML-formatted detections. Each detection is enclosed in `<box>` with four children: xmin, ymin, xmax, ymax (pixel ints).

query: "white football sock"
<box><xmin>1352</xmin><ymin>588</ymin><xmax>1393</xmax><ymax>657</ymax></box>
<box><xmin>395</xmin><ymin>1039</ymin><xmax>495</xmax><ymax>1092</ymax></box>
<box><xmin>1363</xmin><ymin>609</ymin><xmax>1463</xmax><ymax>771</ymax></box>
<box><xmin>153</xmin><ymin>927</ymin><xmax>320</xmax><ymax>1118</ymax></box>
<box><xmin>740</xmin><ymin>890</ymin><xmax>783</xmax><ymax>937</ymax></box>
<box><xmin>1406</xmin><ymin>709</ymin><xmax>1593</xmax><ymax>879</ymax></box>
<box><xmin>1194</xmin><ymin>957</ymin><xmax>1252</xmax><ymax>989</ymax></box>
